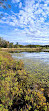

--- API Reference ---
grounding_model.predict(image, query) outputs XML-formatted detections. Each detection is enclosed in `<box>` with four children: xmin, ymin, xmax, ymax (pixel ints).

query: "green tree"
<box><xmin>0</xmin><ymin>37</ymin><xmax>9</xmax><ymax>48</ymax></box>
<box><xmin>9</xmin><ymin>42</ymin><xmax>14</xmax><ymax>48</ymax></box>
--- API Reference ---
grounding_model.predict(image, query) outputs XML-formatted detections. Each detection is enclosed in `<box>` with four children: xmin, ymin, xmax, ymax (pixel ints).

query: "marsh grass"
<box><xmin>0</xmin><ymin>51</ymin><xmax>49</xmax><ymax>111</ymax></box>
<box><xmin>0</xmin><ymin>47</ymin><xmax>42</xmax><ymax>52</ymax></box>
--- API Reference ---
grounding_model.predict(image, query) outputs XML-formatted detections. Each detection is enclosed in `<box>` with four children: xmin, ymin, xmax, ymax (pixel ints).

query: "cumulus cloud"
<box><xmin>12</xmin><ymin>0</ymin><xmax>20</xmax><ymax>3</ymax></box>
<box><xmin>19</xmin><ymin>2</ymin><xmax>22</xmax><ymax>8</ymax></box>
<box><xmin>0</xmin><ymin>0</ymin><xmax>49</xmax><ymax>44</ymax></box>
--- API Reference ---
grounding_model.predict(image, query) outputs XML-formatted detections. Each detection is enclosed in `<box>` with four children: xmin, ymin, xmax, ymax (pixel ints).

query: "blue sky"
<box><xmin>0</xmin><ymin>0</ymin><xmax>49</xmax><ymax>45</ymax></box>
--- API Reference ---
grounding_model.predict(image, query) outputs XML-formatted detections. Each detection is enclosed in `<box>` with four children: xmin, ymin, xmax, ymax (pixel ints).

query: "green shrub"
<box><xmin>0</xmin><ymin>51</ymin><xmax>49</xmax><ymax>111</ymax></box>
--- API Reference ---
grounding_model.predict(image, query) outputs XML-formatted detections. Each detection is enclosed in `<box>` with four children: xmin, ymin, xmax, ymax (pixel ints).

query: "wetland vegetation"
<box><xmin>0</xmin><ymin>37</ymin><xmax>49</xmax><ymax>53</ymax></box>
<box><xmin>0</xmin><ymin>51</ymin><xmax>49</xmax><ymax>111</ymax></box>
<box><xmin>12</xmin><ymin>52</ymin><xmax>49</xmax><ymax>87</ymax></box>
<box><xmin>0</xmin><ymin>38</ymin><xmax>49</xmax><ymax>111</ymax></box>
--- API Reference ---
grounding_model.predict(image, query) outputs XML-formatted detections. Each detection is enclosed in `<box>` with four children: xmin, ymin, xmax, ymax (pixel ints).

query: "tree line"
<box><xmin>0</xmin><ymin>37</ymin><xmax>20</xmax><ymax>48</ymax></box>
<box><xmin>0</xmin><ymin>37</ymin><xmax>49</xmax><ymax>48</ymax></box>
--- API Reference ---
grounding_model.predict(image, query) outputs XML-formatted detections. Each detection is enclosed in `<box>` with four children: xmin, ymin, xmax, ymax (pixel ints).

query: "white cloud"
<box><xmin>0</xmin><ymin>0</ymin><xmax>49</xmax><ymax>44</ymax></box>
<box><xmin>12</xmin><ymin>0</ymin><xmax>20</xmax><ymax>3</ymax></box>
<box><xmin>19</xmin><ymin>2</ymin><xmax>22</xmax><ymax>8</ymax></box>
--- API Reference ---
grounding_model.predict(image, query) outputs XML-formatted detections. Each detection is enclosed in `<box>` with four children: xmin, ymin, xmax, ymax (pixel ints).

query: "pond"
<box><xmin>11</xmin><ymin>52</ymin><xmax>49</xmax><ymax>86</ymax></box>
<box><xmin>11</xmin><ymin>52</ymin><xmax>49</xmax><ymax>64</ymax></box>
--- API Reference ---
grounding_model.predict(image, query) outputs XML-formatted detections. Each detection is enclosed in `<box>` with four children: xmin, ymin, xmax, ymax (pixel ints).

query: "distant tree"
<box><xmin>0</xmin><ymin>37</ymin><xmax>9</xmax><ymax>48</ymax></box>
<box><xmin>0</xmin><ymin>37</ymin><xmax>2</xmax><ymax>47</ymax></box>
<box><xmin>16</xmin><ymin>42</ymin><xmax>18</xmax><ymax>45</ymax></box>
<box><xmin>14</xmin><ymin>42</ymin><xmax>19</xmax><ymax>48</ymax></box>
<box><xmin>18</xmin><ymin>44</ymin><xmax>24</xmax><ymax>48</ymax></box>
<box><xmin>9</xmin><ymin>42</ymin><xmax>14</xmax><ymax>48</ymax></box>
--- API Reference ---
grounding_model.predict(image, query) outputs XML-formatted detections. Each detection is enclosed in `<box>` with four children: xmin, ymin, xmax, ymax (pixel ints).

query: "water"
<box><xmin>11</xmin><ymin>52</ymin><xmax>49</xmax><ymax>64</ymax></box>
<box><xmin>11</xmin><ymin>51</ymin><xmax>49</xmax><ymax>73</ymax></box>
<box><xmin>11</xmin><ymin>52</ymin><xmax>49</xmax><ymax>86</ymax></box>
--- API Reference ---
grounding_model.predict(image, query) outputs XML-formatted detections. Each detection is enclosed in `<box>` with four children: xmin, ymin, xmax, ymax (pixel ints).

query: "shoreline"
<box><xmin>0</xmin><ymin>47</ymin><xmax>49</xmax><ymax>53</ymax></box>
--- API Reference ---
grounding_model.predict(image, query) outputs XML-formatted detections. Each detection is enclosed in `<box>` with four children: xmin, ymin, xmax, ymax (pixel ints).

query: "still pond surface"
<box><xmin>11</xmin><ymin>52</ymin><xmax>49</xmax><ymax>85</ymax></box>
<box><xmin>12</xmin><ymin>52</ymin><xmax>49</xmax><ymax>64</ymax></box>
<box><xmin>11</xmin><ymin>52</ymin><xmax>49</xmax><ymax>71</ymax></box>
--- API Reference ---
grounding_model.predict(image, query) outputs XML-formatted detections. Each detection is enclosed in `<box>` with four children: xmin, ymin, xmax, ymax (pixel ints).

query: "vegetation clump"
<box><xmin>0</xmin><ymin>51</ymin><xmax>49</xmax><ymax>111</ymax></box>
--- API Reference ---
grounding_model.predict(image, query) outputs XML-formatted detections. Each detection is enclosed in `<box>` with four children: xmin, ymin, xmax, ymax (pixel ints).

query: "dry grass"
<box><xmin>0</xmin><ymin>47</ymin><xmax>42</xmax><ymax>52</ymax></box>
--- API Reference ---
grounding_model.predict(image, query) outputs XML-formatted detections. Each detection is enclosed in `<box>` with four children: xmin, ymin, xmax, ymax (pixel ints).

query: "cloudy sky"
<box><xmin>0</xmin><ymin>0</ymin><xmax>49</xmax><ymax>45</ymax></box>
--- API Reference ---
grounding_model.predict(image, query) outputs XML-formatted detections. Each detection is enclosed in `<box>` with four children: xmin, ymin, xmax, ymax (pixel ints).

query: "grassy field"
<box><xmin>0</xmin><ymin>47</ymin><xmax>42</xmax><ymax>52</ymax></box>
<box><xmin>0</xmin><ymin>51</ymin><xmax>49</xmax><ymax>111</ymax></box>
<box><xmin>1</xmin><ymin>47</ymin><xmax>49</xmax><ymax>53</ymax></box>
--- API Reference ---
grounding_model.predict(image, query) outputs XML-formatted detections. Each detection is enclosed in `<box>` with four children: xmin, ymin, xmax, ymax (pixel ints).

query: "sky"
<box><xmin>0</xmin><ymin>0</ymin><xmax>49</xmax><ymax>45</ymax></box>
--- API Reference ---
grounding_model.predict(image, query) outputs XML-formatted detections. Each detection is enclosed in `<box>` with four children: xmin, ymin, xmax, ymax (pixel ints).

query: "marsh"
<box><xmin>11</xmin><ymin>52</ymin><xmax>49</xmax><ymax>87</ymax></box>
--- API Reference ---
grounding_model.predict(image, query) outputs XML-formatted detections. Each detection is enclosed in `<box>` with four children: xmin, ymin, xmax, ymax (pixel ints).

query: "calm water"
<box><xmin>11</xmin><ymin>52</ymin><xmax>49</xmax><ymax>64</ymax></box>
<box><xmin>11</xmin><ymin>52</ymin><xmax>49</xmax><ymax>86</ymax></box>
<box><xmin>11</xmin><ymin>51</ymin><xmax>49</xmax><ymax>71</ymax></box>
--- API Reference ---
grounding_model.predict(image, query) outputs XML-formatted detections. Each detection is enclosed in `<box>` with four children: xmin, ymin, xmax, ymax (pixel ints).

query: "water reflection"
<box><xmin>12</xmin><ymin>52</ymin><xmax>49</xmax><ymax>64</ymax></box>
<box><xmin>11</xmin><ymin>52</ymin><xmax>49</xmax><ymax>86</ymax></box>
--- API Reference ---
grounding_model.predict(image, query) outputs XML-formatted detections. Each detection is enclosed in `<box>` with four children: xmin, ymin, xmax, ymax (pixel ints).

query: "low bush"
<box><xmin>0</xmin><ymin>51</ymin><xmax>49</xmax><ymax>111</ymax></box>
